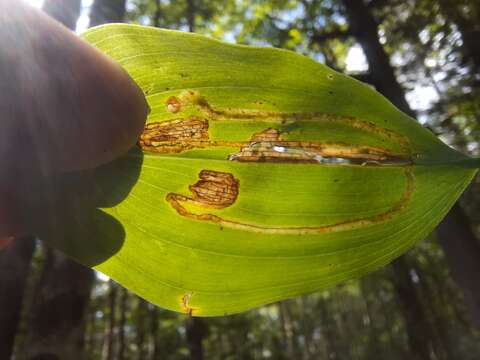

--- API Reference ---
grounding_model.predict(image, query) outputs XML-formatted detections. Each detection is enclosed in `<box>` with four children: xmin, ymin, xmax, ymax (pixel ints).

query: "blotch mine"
<box><xmin>139</xmin><ymin>117</ymin><xmax>209</xmax><ymax>153</ymax></box>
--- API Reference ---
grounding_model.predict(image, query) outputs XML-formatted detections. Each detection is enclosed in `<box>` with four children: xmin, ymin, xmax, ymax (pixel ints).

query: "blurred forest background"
<box><xmin>1</xmin><ymin>0</ymin><xmax>480</xmax><ymax>359</ymax></box>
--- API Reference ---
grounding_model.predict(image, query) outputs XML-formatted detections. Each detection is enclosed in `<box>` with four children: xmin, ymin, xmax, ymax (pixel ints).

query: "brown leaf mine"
<box><xmin>180</xmin><ymin>291</ymin><xmax>195</xmax><ymax>315</ymax></box>
<box><xmin>139</xmin><ymin>90</ymin><xmax>413</xmax><ymax>165</ymax></box>
<box><xmin>188</xmin><ymin>170</ymin><xmax>239</xmax><ymax>208</ymax></box>
<box><xmin>139</xmin><ymin>117</ymin><xmax>209</xmax><ymax>153</ymax></box>
<box><xmin>167</xmin><ymin>167</ymin><xmax>415</xmax><ymax>234</ymax></box>
<box><xmin>229</xmin><ymin>128</ymin><xmax>409</xmax><ymax>164</ymax></box>
<box><xmin>144</xmin><ymin>91</ymin><xmax>416</xmax><ymax>233</ymax></box>
<box><xmin>167</xmin><ymin>170</ymin><xmax>239</xmax><ymax>213</ymax></box>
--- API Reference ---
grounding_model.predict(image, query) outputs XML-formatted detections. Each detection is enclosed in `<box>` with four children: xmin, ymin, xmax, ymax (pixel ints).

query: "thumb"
<box><xmin>0</xmin><ymin>0</ymin><xmax>149</xmax><ymax>238</ymax></box>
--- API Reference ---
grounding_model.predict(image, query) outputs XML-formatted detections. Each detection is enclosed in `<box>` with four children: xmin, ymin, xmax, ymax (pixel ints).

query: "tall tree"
<box><xmin>389</xmin><ymin>258</ymin><xmax>434</xmax><ymax>360</ymax></box>
<box><xmin>317</xmin><ymin>297</ymin><xmax>340</xmax><ymax>360</ymax></box>
<box><xmin>336</xmin><ymin>1</ymin><xmax>442</xmax><ymax>358</ymax></box>
<box><xmin>150</xmin><ymin>305</ymin><xmax>161</xmax><ymax>360</ymax></box>
<box><xmin>437</xmin><ymin>0</ymin><xmax>480</xmax><ymax>73</ymax></box>
<box><xmin>186</xmin><ymin>0</ymin><xmax>196</xmax><ymax>32</ymax></box>
<box><xmin>153</xmin><ymin>0</ymin><xmax>162</xmax><ymax>27</ymax></box>
<box><xmin>24</xmin><ymin>249</ymin><xmax>94</xmax><ymax>360</ymax></box>
<box><xmin>278</xmin><ymin>301</ymin><xmax>296</xmax><ymax>359</ymax></box>
<box><xmin>437</xmin><ymin>206</ymin><xmax>480</xmax><ymax>327</ymax></box>
<box><xmin>186</xmin><ymin>317</ymin><xmax>207</xmax><ymax>360</ymax></box>
<box><xmin>118</xmin><ymin>288</ymin><xmax>128</xmax><ymax>360</ymax></box>
<box><xmin>89</xmin><ymin>0</ymin><xmax>127</xmax><ymax>27</ymax></box>
<box><xmin>135</xmin><ymin>298</ymin><xmax>148</xmax><ymax>360</ymax></box>
<box><xmin>0</xmin><ymin>237</ymin><xmax>35</xmax><ymax>360</ymax></box>
<box><xmin>42</xmin><ymin>0</ymin><xmax>81</xmax><ymax>30</ymax></box>
<box><xmin>103</xmin><ymin>280</ymin><xmax>118</xmax><ymax>360</ymax></box>
<box><xmin>340</xmin><ymin>0</ymin><xmax>480</xmax><ymax>331</ymax></box>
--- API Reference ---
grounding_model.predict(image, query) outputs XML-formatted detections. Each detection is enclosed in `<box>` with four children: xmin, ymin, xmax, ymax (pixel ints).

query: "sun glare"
<box><xmin>26</xmin><ymin>0</ymin><xmax>43</xmax><ymax>8</ymax></box>
<box><xmin>25</xmin><ymin>0</ymin><xmax>93</xmax><ymax>33</ymax></box>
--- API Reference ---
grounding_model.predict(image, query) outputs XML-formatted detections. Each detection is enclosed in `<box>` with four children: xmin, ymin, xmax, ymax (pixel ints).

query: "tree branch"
<box><xmin>310</xmin><ymin>28</ymin><xmax>352</xmax><ymax>44</ymax></box>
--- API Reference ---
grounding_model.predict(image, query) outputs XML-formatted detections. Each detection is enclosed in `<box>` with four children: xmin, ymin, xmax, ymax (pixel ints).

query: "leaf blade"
<box><xmin>66</xmin><ymin>24</ymin><xmax>480</xmax><ymax>315</ymax></box>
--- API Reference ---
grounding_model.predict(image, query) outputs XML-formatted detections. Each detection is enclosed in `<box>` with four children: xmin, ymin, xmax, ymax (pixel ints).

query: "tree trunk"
<box><xmin>153</xmin><ymin>0</ymin><xmax>161</xmax><ymax>27</ymax></box>
<box><xmin>104</xmin><ymin>280</ymin><xmax>117</xmax><ymax>360</ymax></box>
<box><xmin>371</xmin><ymin>273</ymin><xmax>409</xmax><ymax>359</ymax></box>
<box><xmin>89</xmin><ymin>0</ymin><xmax>127</xmax><ymax>27</ymax></box>
<box><xmin>84</xmin><ymin>300</ymin><xmax>96</xmax><ymax>359</ymax></box>
<box><xmin>0</xmin><ymin>237</ymin><xmax>35</xmax><ymax>360</ymax></box>
<box><xmin>437</xmin><ymin>204</ymin><xmax>480</xmax><ymax>328</ymax></box>
<box><xmin>136</xmin><ymin>298</ymin><xmax>148</xmax><ymax>360</ymax></box>
<box><xmin>118</xmin><ymin>288</ymin><xmax>128</xmax><ymax>360</ymax></box>
<box><xmin>299</xmin><ymin>297</ymin><xmax>314</xmax><ymax>360</ymax></box>
<box><xmin>437</xmin><ymin>0</ymin><xmax>480</xmax><ymax>73</ymax></box>
<box><xmin>186</xmin><ymin>317</ymin><xmax>207</xmax><ymax>360</ymax></box>
<box><xmin>318</xmin><ymin>297</ymin><xmax>339</xmax><ymax>360</ymax></box>
<box><xmin>42</xmin><ymin>0</ymin><xmax>81</xmax><ymax>31</ymax></box>
<box><xmin>390</xmin><ymin>258</ymin><xmax>433</xmax><ymax>360</ymax></box>
<box><xmin>341</xmin><ymin>1</ymin><xmax>435</xmax><ymax>356</ymax></box>
<box><xmin>186</xmin><ymin>0</ymin><xmax>196</xmax><ymax>32</ymax></box>
<box><xmin>341</xmin><ymin>0</ymin><xmax>413</xmax><ymax>117</ymax></box>
<box><xmin>278</xmin><ymin>302</ymin><xmax>295</xmax><ymax>359</ymax></box>
<box><xmin>341</xmin><ymin>0</ymin><xmax>480</xmax><ymax>330</ymax></box>
<box><xmin>150</xmin><ymin>306</ymin><xmax>161</xmax><ymax>360</ymax></box>
<box><xmin>25</xmin><ymin>249</ymin><xmax>94</xmax><ymax>360</ymax></box>
<box><xmin>413</xmin><ymin>261</ymin><xmax>456</xmax><ymax>360</ymax></box>
<box><xmin>360</xmin><ymin>277</ymin><xmax>385</xmax><ymax>359</ymax></box>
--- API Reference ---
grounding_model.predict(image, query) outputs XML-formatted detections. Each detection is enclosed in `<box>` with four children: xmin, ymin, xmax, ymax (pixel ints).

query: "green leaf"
<box><xmin>54</xmin><ymin>24</ymin><xmax>477</xmax><ymax>316</ymax></box>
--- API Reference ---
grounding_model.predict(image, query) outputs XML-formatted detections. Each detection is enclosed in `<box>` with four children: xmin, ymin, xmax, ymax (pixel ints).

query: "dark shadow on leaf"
<box><xmin>19</xmin><ymin>147</ymin><xmax>143</xmax><ymax>267</ymax></box>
